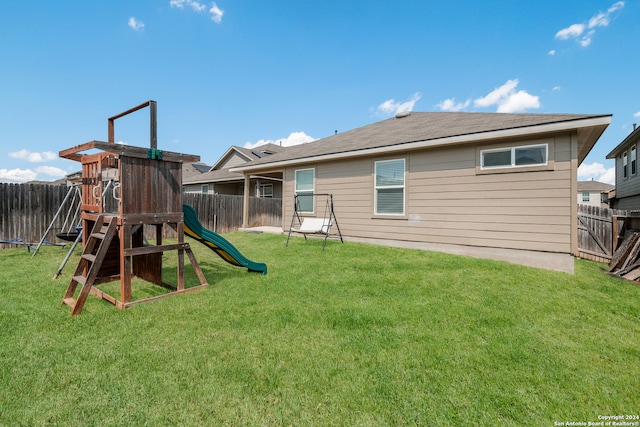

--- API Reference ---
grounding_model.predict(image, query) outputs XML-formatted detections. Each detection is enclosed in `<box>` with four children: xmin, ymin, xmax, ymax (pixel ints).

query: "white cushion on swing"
<box><xmin>292</xmin><ymin>218</ymin><xmax>331</xmax><ymax>234</ymax></box>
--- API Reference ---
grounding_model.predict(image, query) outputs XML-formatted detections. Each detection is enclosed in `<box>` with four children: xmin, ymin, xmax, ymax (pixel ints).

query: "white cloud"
<box><xmin>437</xmin><ymin>98</ymin><xmax>471</xmax><ymax>112</ymax></box>
<box><xmin>170</xmin><ymin>0</ymin><xmax>206</xmax><ymax>12</ymax></box>
<box><xmin>552</xmin><ymin>86</ymin><xmax>561</xmax><ymax>91</ymax></box>
<box><xmin>128</xmin><ymin>17</ymin><xmax>145</xmax><ymax>31</ymax></box>
<box><xmin>474</xmin><ymin>80</ymin><xmax>519</xmax><ymax>108</ymax></box>
<box><xmin>473</xmin><ymin>79</ymin><xmax>540</xmax><ymax>113</ymax></box>
<box><xmin>599</xmin><ymin>167</ymin><xmax>616</xmax><ymax>185</ymax></box>
<box><xmin>495</xmin><ymin>90</ymin><xmax>540</xmax><ymax>113</ymax></box>
<box><xmin>9</xmin><ymin>149</ymin><xmax>57</xmax><ymax>162</ymax></box>
<box><xmin>578</xmin><ymin>162</ymin><xmax>615</xmax><ymax>185</ymax></box>
<box><xmin>209</xmin><ymin>3</ymin><xmax>224</xmax><ymax>23</ymax></box>
<box><xmin>0</xmin><ymin>168</ymin><xmax>37</xmax><ymax>183</ymax></box>
<box><xmin>170</xmin><ymin>0</ymin><xmax>223</xmax><ymax>23</ymax></box>
<box><xmin>35</xmin><ymin>166</ymin><xmax>67</xmax><ymax>178</ymax></box>
<box><xmin>376</xmin><ymin>92</ymin><xmax>422</xmax><ymax>116</ymax></box>
<box><xmin>0</xmin><ymin>165</ymin><xmax>66</xmax><ymax>183</ymax></box>
<box><xmin>579</xmin><ymin>30</ymin><xmax>595</xmax><ymax>47</ymax></box>
<box><xmin>548</xmin><ymin>49</ymin><xmax>556</xmax><ymax>56</ymax></box>
<box><xmin>243</xmin><ymin>131</ymin><xmax>315</xmax><ymax>150</ymax></box>
<box><xmin>556</xmin><ymin>23</ymin><xmax>585</xmax><ymax>40</ymax></box>
<box><xmin>555</xmin><ymin>2</ymin><xmax>624</xmax><ymax>47</ymax></box>
<box><xmin>589</xmin><ymin>1</ymin><xmax>624</xmax><ymax>27</ymax></box>
<box><xmin>633</xmin><ymin>111</ymin><xmax>640</xmax><ymax>118</ymax></box>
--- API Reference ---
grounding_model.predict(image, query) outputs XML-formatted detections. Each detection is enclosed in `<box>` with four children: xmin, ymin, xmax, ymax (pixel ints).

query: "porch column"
<box><xmin>242</xmin><ymin>174</ymin><xmax>250</xmax><ymax>228</ymax></box>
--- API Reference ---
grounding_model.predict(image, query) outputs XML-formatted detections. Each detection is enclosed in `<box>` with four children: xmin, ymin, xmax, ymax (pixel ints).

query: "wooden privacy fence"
<box><xmin>0</xmin><ymin>183</ymin><xmax>71</xmax><ymax>248</ymax></box>
<box><xmin>183</xmin><ymin>193</ymin><xmax>282</xmax><ymax>233</ymax></box>
<box><xmin>0</xmin><ymin>183</ymin><xmax>282</xmax><ymax>248</ymax></box>
<box><xmin>577</xmin><ymin>204</ymin><xmax>640</xmax><ymax>263</ymax></box>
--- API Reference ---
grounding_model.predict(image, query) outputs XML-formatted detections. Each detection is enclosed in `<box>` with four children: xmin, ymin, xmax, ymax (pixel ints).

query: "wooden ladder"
<box><xmin>62</xmin><ymin>215</ymin><xmax>117</xmax><ymax>316</ymax></box>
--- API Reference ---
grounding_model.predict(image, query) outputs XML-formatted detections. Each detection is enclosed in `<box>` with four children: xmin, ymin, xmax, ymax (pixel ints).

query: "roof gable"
<box><xmin>211</xmin><ymin>143</ymin><xmax>288</xmax><ymax>171</ymax></box>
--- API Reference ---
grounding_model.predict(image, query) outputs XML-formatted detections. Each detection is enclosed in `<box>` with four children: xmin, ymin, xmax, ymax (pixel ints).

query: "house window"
<box><xmin>632</xmin><ymin>145</ymin><xmax>637</xmax><ymax>175</ymax></box>
<box><xmin>295</xmin><ymin>168</ymin><xmax>314</xmax><ymax>213</ymax></box>
<box><xmin>623</xmin><ymin>151</ymin><xmax>628</xmax><ymax>178</ymax></box>
<box><xmin>202</xmin><ymin>184</ymin><xmax>209</xmax><ymax>194</ymax></box>
<box><xmin>582</xmin><ymin>192</ymin><xmax>590</xmax><ymax>202</ymax></box>
<box><xmin>481</xmin><ymin>144</ymin><xmax>548</xmax><ymax>170</ymax></box>
<box><xmin>259</xmin><ymin>184</ymin><xmax>273</xmax><ymax>198</ymax></box>
<box><xmin>375</xmin><ymin>159</ymin><xmax>405</xmax><ymax>215</ymax></box>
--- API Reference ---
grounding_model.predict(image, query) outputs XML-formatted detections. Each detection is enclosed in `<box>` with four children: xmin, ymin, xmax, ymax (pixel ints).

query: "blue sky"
<box><xmin>1</xmin><ymin>0</ymin><xmax>637</xmax><ymax>184</ymax></box>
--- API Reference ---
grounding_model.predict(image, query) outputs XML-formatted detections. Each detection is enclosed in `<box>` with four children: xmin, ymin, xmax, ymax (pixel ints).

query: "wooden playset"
<box><xmin>59</xmin><ymin>101</ymin><xmax>208</xmax><ymax>315</ymax></box>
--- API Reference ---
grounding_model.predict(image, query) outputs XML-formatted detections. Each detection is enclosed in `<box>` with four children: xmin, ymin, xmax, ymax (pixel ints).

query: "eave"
<box><xmin>606</xmin><ymin>125</ymin><xmax>640</xmax><ymax>159</ymax></box>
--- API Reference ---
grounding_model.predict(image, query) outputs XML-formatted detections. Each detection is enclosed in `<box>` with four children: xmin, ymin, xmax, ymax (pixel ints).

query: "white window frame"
<box><xmin>201</xmin><ymin>184</ymin><xmax>209</xmax><ymax>194</ymax></box>
<box><xmin>632</xmin><ymin>145</ymin><xmax>637</xmax><ymax>175</ymax></box>
<box><xmin>374</xmin><ymin>159</ymin><xmax>405</xmax><ymax>216</ymax></box>
<box><xmin>295</xmin><ymin>168</ymin><xmax>315</xmax><ymax>213</ymax></box>
<box><xmin>480</xmin><ymin>143</ymin><xmax>548</xmax><ymax>170</ymax></box>
<box><xmin>582</xmin><ymin>192</ymin><xmax>590</xmax><ymax>202</ymax></box>
<box><xmin>623</xmin><ymin>151</ymin><xmax>628</xmax><ymax>179</ymax></box>
<box><xmin>258</xmin><ymin>183</ymin><xmax>273</xmax><ymax>198</ymax></box>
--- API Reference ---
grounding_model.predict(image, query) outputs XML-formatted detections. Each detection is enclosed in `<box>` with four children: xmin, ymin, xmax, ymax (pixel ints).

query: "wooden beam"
<box><xmin>59</xmin><ymin>140</ymin><xmax>201</xmax><ymax>163</ymax></box>
<box><xmin>124</xmin><ymin>243</ymin><xmax>190</xmax><ymax>257</ymax></box>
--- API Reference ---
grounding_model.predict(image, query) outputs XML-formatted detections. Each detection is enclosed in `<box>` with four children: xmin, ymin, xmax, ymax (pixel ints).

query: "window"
<box><xmin>481</xmin><ymin>144</ymin><xmax>548</xmax><ymax>170</ymax></box>
<box><xmin>258</xmin><ymin>184</ymin><xmax>273</xmax><ymax>198</ymax></box>
<box><xmin>295</xmin><ymin>168</ymin><xmax>314</xmax><ymax>213</ymax></box>
<box><xmin>582</xmin><ymin>192</ymin><xmax>590</xmax><ymax>202</ymax></box>
<box><xmin>623</xmin><ymin>151</ymin><xmax>628</xmax><ymax>178</ymax></box>
<box><xmin>632</xmin><ymin>145</ymin><xmax>637</xmax><ymax>175</ymax></box>
<box><xmin>375</xmin><ymin>159</ymin><xmax>405</xmax><ymax>215</ymax></box>
<box><xmin>201</xmin><ymin>184</ymin><xmax>209</xmax><ymax>194</ymax></box>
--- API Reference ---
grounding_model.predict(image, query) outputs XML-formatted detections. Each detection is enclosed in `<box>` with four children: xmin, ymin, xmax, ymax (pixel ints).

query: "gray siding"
<box><xmin>218</xmin><ymin>152</ymin><xmax>250</xmax><ymax>170</ymax></box>
<box><xmin>284</xmin><ymin>134</ymin><xmax>575</xmax><ymax>254</ymax></box>
<box><xmin>614</xmin><ymin>154</ymin><xmax>640</xmax><ymax>206</ymax></box>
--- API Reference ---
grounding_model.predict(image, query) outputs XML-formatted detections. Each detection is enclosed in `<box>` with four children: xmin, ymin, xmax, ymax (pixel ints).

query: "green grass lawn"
<box><xmin>1</xmin><ymin>233</ymin><xmax>638</xmax><ymax>426</ymax></box>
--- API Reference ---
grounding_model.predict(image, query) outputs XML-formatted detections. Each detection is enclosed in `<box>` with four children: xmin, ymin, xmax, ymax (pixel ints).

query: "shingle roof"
<box><xmin>183</xmin><ymin>143</ymin><xmax>290</xmax><ymax>185</ymax></box>
<box><xmin>182</xmin><ymin>162</ymin><xmax>211</xmax><ymax>182</ymax></box>
<box><xmin>232</xmin><ymin>112</ymin><xmax>610</xmax><ymax>172</ymax></box>
<box><xmin>577</xmin><ymin>180</ymin><xmax>615</xmax><ymax>192</ymax></box>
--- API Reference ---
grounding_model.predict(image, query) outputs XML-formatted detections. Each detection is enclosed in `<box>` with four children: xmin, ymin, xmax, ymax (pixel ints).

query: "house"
<box><xmin>606</xmin><ymin>125</ymin><xmax>640</xmax><ymax>209</ymax></box>
<box><xmin>577</xmin><ymin>180</ymin><xmax>614</xmax><ymax>207</ymax></box>
<box><xmin>231</xmin><ymin>112</ymin><xmax>611</xmax><ymax>273</ymax></box>
<box><xmin>183</xmin><ymin>143</ymin><xmax>285</xmax><ymax>197</ymax></box>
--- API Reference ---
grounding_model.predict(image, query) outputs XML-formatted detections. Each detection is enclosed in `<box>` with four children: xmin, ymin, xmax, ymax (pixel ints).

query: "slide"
<box><xmin>182</xmin><ymin>204</ymin><xmax>267</xmax><ymax>275</ymax></box>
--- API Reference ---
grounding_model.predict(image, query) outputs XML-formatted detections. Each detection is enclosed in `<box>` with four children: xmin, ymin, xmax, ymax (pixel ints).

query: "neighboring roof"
<box><xmin>210</xmin><ymin>143</ymin><xmax>287</xmax><ymax>171</ymax></box>
<box><xmin>606</xmin><ymin>125</ymin><xmax>640</xmax><ymax>159</ymax></box>
<box><xmin>184</xmin><ymin>143</ymin><xmax>288</xmax><ymax>185</ymax></box>
<box><xmin>231</xmin><ymin>112</ymin><xmax>611</xmax><ymax>173</ymax></box>
<box><xmin>577</xmin><ymin>180</ymin><xmax>615</xmax><ymax>192</ymax></box>
<box><xmin>192</xmin><ymin>162</ymin><xmax>211</xmax><ymax>173</ymax></box>
<box><xmin>182</xmin><ymin>162</ymin><xmax>211</xmax><ymax>183</ymax></box>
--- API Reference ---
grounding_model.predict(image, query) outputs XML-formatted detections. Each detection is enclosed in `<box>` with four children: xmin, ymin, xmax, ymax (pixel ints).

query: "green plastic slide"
<box><xmin>182</xmin><ymin>204</ymin><xmax>267</xmax><ymax>275</ymax></box>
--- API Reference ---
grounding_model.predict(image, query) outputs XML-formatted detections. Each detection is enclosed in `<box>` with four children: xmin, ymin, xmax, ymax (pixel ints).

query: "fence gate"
<box><xmin>575</xmin><ymin>204</ymin><xmax>640</xmax><ymax>263</ymax></box>
<box><xmin>577</xmin><ymin>205</ymin><xmax>615</xmax><ymax>263</ymax></box>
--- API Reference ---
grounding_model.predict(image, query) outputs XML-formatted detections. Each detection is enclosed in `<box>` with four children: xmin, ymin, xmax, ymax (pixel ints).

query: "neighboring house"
<box><xmin>183</xmin><ymin>143</ymin><xmax>285</xmax><ymax>197</ymax></box>
<box><xmin>232</xmin><ymin>112</ymin><xmax>611</xmax><ymax>273</ymax></box>
<box><xmin>606</xmin><ymin>125</ymin><xmax>640</xmax><ymax>210</ymax></box>
<box><xmin>577</xmin><ymin>180</ymin><xmax>614</xmax><ymax>207</ymax></box>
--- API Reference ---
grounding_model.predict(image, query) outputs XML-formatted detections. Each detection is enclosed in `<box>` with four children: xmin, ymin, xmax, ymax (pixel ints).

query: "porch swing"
<box><xmin>286</xmin><ymin>193</ymin><xmax>343</xmax><ymax>250</ymax></box>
